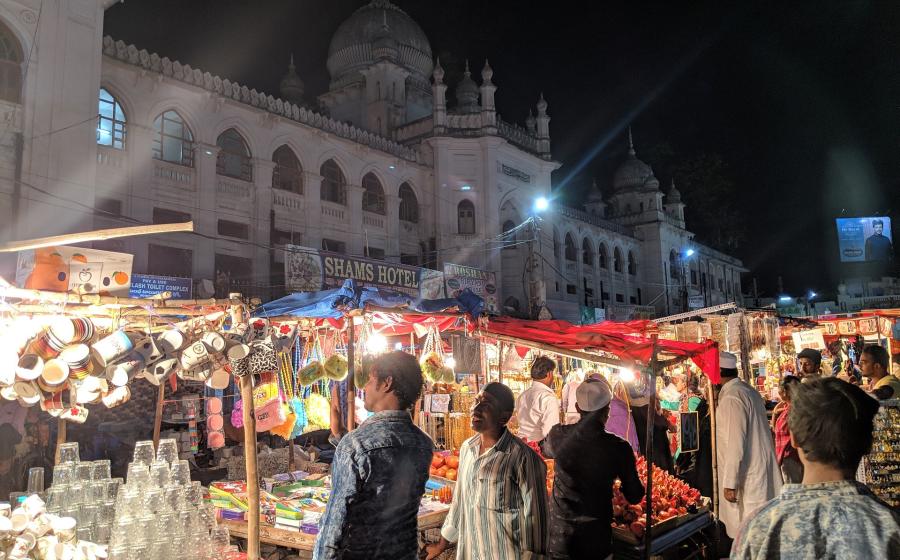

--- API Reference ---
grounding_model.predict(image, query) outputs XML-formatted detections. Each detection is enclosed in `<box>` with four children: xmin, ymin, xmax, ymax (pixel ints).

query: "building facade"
<box><xmin>0</xmin><ymin>0</ymin><xmax>743</xmax><ymax>320</ymax></box>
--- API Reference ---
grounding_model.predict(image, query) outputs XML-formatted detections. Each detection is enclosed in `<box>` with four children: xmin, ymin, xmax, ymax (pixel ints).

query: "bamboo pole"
<box><xmin>346</xmin><ymin>319</ymin><xmax>356</xmax><ymax>431</ymax></box>
<box><xmin>152</xmin><ymin>382</ymin><xmax>165</xmax><ymax>451</ymax></box>
<box><xmin>708</xmin><ymin>372</ymin><xmax>719</xmax><ymax>520</ymax></box>
<box><xmin>0</xmin><ymin>284</ymin><xmax>240</xmax><ymax>308</ymax></box>
<box><xmin>643</xmin><ymin>336</ymin><xmax>659</xmax><ymax>559</ymax></box>
<box><xmin>8</xmin><ymin>304</ymin><xmax>224</xmax><ymax>317</ymax></box>
<box><xmin>0</xmin><ymin>221</ymin><xmax>194</xmax><ymax>252</ymax></box>
<box><xmin>230</xmin><ymin>298</ymin><xmax>260</xmax><ymax>560</ymax></box>
<box><xmin>54</xmin><ymin>418</ymin><xmax>66</xmax><ymax>464</ymax></box>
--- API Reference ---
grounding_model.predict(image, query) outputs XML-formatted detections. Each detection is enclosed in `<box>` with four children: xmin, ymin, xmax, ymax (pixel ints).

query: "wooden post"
<box><xmin>643</xmin><ymin>337</ymin><xmax>659</xmax><ymax>559</ymax></box>
<box><xmin>288</xmin><ymin>438</ymin><xmax>296</xmax><ymax>472</ymax></box>
<box><xmin>152</xmin><ymin>382</ymin><xmax>165</xmax><ymax>450</ymax></box>
<box><xmin>708</xmin><ymin>372</ymin><xmax>719</xmax><ymax>520</ymax></box>
<box><xmin>230</xmin><ymin>297</ymin><xmax>260</xmax><ymax>560</ymax></box>
<box><xmin>346</xmin><ymin>319</ymin><xmax>356</xmax><ymax>431</ymax></box>
<box><xmin>54</xmin><ymin>418</ymin><xmax>66</xmax><ymax>464</ymax></box>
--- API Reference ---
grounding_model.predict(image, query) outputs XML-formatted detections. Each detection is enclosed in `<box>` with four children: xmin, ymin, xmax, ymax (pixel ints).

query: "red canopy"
<box><xmin>483</xmin><ymin>317</ymin><xmax>721</xmax><ymax>382</ymax></box>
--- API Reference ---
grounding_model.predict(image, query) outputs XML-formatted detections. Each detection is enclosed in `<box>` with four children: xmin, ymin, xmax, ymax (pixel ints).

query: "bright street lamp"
<box><xmin>534</xmin><ymin>196</ymin><xmax>549</xmax><ymax>212</ymax></box>
<box><xmin>684</xmin><ymin>248</ymin><xmax>695</xmax><ymax>258</ymax></box>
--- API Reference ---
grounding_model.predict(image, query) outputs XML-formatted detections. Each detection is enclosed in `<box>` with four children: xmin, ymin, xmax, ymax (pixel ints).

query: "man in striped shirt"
<box><xmin>426</xmin><ymin>382</ymin><xmax>549</xmax><ymax>560</ymax></box>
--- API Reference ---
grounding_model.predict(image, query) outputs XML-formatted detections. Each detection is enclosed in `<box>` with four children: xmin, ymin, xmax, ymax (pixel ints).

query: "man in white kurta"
<box><xmin>515</xmin><ymin>355</ymin><xmax>560</xmax><ymax>442</ymax></box>
<box><xmin>715</xmin><ymin>352</ymin><xmax>782</xmax><ymax>538</ymax></box>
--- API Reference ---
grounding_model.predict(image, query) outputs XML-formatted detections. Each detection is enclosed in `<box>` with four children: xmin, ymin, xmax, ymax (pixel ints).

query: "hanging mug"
<box><xmin>16</xmin><ymin>354</ymin><xmax>44</xmax><ymax>382</ymax></box>
<box><xmin>227</xmin><ymin>343</ymin><xmax>252</xmax><ymax>378</ymax></box>
<box><xmin>225</xmin><ymin>323</ymin><xmax>249</xmax><ymax>344</ymax></box>
<box><xmin>60</xmin><ymin>404</ymin><xmax>89</xmax><ymax>424</ymax></box>
<box><xmin>106</xmin><ymin>354</ymin><xmax>144</xmax><ymax>387</ymax></box>
<box><xmin>205</xmin><ymin>365</ymin><xmax>231</xmax><ymax>390</ymax></box>
<box><xmin>201</xmin><ymin>331</ymin><xmax>227</xmax><ymax>355</ymax></box>
<box><xmin>178</xmin><ymin>363</ymin><xmax>213</xmax><ymax>382</ymax></box>
<box><xmin>249</xmin><ymin>318</ymin><xmax>269</xmax><ymax>342</ymax></box>
<box><xmin>144</xmin><ymin>358</ymin><xmax>178</xmax><ymax>386</ymax></box>
<box><xmin>41</xmin><ymin>386</ymin><xmax>76</xmax><ymax>415</ymax></box>
<box><xmin>133</xmin><ymin>336</ymin><xmax>164</xmax><ymax>365</ymax></box>
<box><xmin>74</xmin><ymin>376</ymin><xmax>105</xmax><ymax>405</ymax></box>
<box><xmin>14</xmin><ymin>380</ymin><xmax>41</xmax><ymax>406</ymax></box>
<box><xmin>180</xmin><ymin>340</ymin><xmax>212</xmax><ymax>371</ymax></box>
<box><xmin>37</xmin><ymin>359</ymin><xmax>69</xmax><ymax>393</ymax></box>
<box><xmin>156</xmin><ymin>328</ymin><xmax>187</xmax><ymax>355</ymax></box>
<box><xmin>58</xmin><ymin>344</ymin><xmax>93</xmax><ymax>380</ymax></box>
<box><xmin>91</xmin><ymin>330</ymin><xmax>134</xmax><ymax>368</ymax></box>
<box><xmin>248</xmin><ymin>340</ymin><xmax>277</xmax><ymax>375</ymax></box>
<box><xmin>101</xmin><ymin>386</ymin><xmax>131</xmax><ymax>408</ymax></box>
<box><xmin>271</xmin><ymin>323</ymin><xmax>297</xmax><ymax>353</ymax></box>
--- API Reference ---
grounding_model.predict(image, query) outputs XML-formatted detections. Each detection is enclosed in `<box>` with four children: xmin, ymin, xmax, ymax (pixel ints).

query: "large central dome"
<box><xmin>327</xmin><ymin>0</ymin><xmax>433</xmax><ymax>90</ymax></box>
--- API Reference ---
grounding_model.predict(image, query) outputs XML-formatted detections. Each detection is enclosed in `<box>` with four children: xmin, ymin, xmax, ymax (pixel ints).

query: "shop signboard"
<box><xmin>688</xmin><ymin>295</ymin><xmax>705</xmax><ymax>309</ymax></box>
<box><xmin>16</xmin><ymin>246</ymin><xmax>133</xmax><ymax>297</ymax></box>
<box><xmin>129</xmin><ymin>274</ymin><xmax>193</xmax><ymax>299</ymax></box>
<box><xmin>679</xmin><ymin>411</ymin><xmax>699</xmax><ymax>453</ymax></box>
<box><xmin>284</xmin><ymin>245</ymin><xmax>445</xmax><ymax>298</ymax></box>
<box><xmin>443</xmin><ymin>263</ymin><xmax>497</xmax><ymax>313</ymax></box>
<box><xmin>791</xmin><ymin>329</ymin><xmax>827</xmax><ymax>351</ymax></box>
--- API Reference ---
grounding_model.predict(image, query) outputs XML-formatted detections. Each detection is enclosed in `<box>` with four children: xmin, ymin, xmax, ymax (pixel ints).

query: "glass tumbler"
<box><xmin>156</xmin><ymin>439</ymin><xmax>178</xmax><ymax>465</ymax></box>
<box><xmin>52</xmin><ymin>463</ymin><xmax>75</xmax><ymax>486</ymax></box>
<box><xmin>132</xmin><ymin>441</ymin><xmax>155</xmax><ymax>466</ymax></box>
<box><xmin>169</xmin><ymin>460</ymin><xmax>191</xmax><ymax>486</ymax></box>
<box><xmin>26</xmin><ymin>467</ymin><xmax>45</xmax><ymax>494</ymax></box>
<box><xmin>75</xmin><ymin>462</ymin><xmax>94</xmax><ymax>482</ymax></box>
<box><xmin>148</xmin><ymin>461</ymin><xmax>169</xmax><ymax>488</ymax></box>
<box><xmin>57</xmin><ymin>442</ymin><xmax>80</xmax><ymax>464</ymax></box>
<box><xmin>126</xmin><ymin>463</ymin><xmax>150</xmax><ymax>489</ymax></box>
<box><xmin>91</xmin><ymin>460</ymin><xmax>112</xmax><ymax>481</ymax></box>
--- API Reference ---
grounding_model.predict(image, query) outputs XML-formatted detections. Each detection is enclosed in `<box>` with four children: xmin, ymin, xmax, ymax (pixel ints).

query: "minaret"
<box><xmin>664</xmin><ymin>178</ymin><xmax>686</xmax><ymax>225</ymax></box>
<box><xmin>584</xmin><ymin>178</ymin><xmax>607</xmax><ymax>217</ymax></box>
<box><xmin>279</xmin><ymin>54</ymin><xmax>305</xmax><ymax>106</ymax></box>
<box><xmin>525</xmin><ymin>109</ymin><xmax>536</xmax><ymax>134</ymax></box>
<box><xmin>455</xmin><ymin>60</ymin><xmax>480</xmax><ymax>113</ymax></box>
<box><xmin>480</xmin><ymin>59</ymin><xmax>497</xmax><ymax>133</ymax></box>
<box><xmin>536</xmin><ymin>92</ymin><xmax>551</xmax><ymax>158</ymax></box>
<box><xmin>432</xmin><ymin>57</ymin><xmax>447</xmax><ymax>133</ymax></box>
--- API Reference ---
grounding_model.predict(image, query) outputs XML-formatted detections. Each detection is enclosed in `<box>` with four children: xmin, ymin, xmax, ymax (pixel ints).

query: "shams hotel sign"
<box><xmin>284</xmin><ymin>245</ymin><xmax>445</xmax><ymax>299</ymax></box>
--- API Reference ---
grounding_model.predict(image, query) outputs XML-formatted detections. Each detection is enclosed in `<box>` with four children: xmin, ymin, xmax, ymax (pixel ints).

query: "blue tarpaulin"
<box><xmin>252</xmin><ymin>279</ymin><xmax>484</xmax><ymax>319</ymax></box>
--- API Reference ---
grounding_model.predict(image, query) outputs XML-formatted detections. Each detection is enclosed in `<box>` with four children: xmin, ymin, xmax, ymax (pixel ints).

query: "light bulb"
<box><xmin>366</xmin><ymin>333</ymin><xmax>387</xmax><ymax>354</ymax></box>
<box><xmin>620</xmin><ymin>368</ymin><xmax>636</xmax><ymax>384</ymax></box>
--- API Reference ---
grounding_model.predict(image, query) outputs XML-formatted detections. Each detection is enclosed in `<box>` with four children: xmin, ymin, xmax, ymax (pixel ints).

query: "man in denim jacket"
<box><xmin>313</xmin><ymin>351</ymin><xmax>433</xmax><ymax>560</ymax></box>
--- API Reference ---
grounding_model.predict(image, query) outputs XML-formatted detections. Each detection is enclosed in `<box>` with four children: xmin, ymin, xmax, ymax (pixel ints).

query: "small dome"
<box><xmin>612</xmin><ymin>129</ymin><xmax>659</xmax><ymax>192</ymax></box>
<box><xmin>587</xmin><ymin>179</ymin><xmax>604</xmax><ymax>202</ymax></box>
<box><xmin>455</xmin><ymin>61</ymin><xmax>480</xmax><ymax>113</ymax></box>
<box><xmin>525</xmin><ymin>109</ymin><xmax>536</xmax><ymax>132</ymax></box>
<box><xmin>666</xmin><ymin>179</ymin><xmax>682</xmax><ymax>203</ymax></box>
<box><xmin>279</xmin><ymin>54</ymin><xmax>304</xmax><ymax>105</ymax></box>
<box><xmin>327</xmin><ymin>1</ymin><xmax>433</xmax><ymax>90</ymax></box>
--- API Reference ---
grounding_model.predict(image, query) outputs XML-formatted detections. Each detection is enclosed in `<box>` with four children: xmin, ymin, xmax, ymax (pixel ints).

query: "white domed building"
<box><xmin>0</xmin><ymin>0</ymin><xmax>743</xmax><ymax>320</ymax></box>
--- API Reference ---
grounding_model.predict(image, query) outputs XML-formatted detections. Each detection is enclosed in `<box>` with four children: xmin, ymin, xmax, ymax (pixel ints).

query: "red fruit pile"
<box><xmin>611</xmin><ymin>454</ymin><xmax>702</xmax><ymax>538</ymax></box>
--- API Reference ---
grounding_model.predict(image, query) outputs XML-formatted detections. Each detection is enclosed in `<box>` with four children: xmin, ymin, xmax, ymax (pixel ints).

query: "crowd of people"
<box><xmin>308</xmin><ymin>346</ymin><xmax>900</xmax><ymax>560</ymax></box>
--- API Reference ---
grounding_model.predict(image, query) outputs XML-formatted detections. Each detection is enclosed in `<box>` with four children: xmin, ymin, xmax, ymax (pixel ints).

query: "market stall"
<box><xmin>0</xmin><ymin>277</ymin><xmax>483</xmax><ymax>560</ymax></box>
<box><xmin>476</xmin><ymin>317</ymin><xmax>720</xmax><ymax>560</ymax></box>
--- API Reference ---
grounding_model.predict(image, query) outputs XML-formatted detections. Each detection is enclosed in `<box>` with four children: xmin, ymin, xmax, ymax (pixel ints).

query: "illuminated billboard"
<box><xmin>835</xmin><ymin>217</ymin><xmax>893</xmax><ymax>262</ymax></box>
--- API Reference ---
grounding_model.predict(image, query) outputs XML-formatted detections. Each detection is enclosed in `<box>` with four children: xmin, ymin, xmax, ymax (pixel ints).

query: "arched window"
<box><xmin>599</xmin><ymin>243</ymin><xmax>608</xmax><ymax>269</ymax></box>
<box><xmin>669</xmin><ymin>249</ymin><xmax>679</xmax><ymax>279</ymax></box>
<box><xmin>0</xmin><ymin>21</ymin><xmax>22</xmax><ymax>103</ymax></box>
<box><xmin>152</xmin><ymin>110</ymin><xmax>194</xmax><ymax>167</ymax></box>
<box><xmin>216</xmin><ymin>128</ymin><xmax>252</xmax><ymax>181</ymax></box>
<box><xmin>320</xmin><ymin>159</ymin><xmax>347</xmax><ymax>205</ymax></box>
<box><xmin>628</xmin><ymin>251</ymin><xmax>637</xmax><ymax>275</ymax></box>
<box><xmin>361</xmin><ymin>173</ymin><xmax>386</xmax><ymax>215</ymax></box>
<box><xmin>457</xmin><ymin>200</ymin><xmax>475</xmax><ymax>234</ymax></box>
<box><xmin>553</xmin><ymin>229</ymin><xmax>560</xmax><ymax>259</ymax></box>
<box><xmin>613</xmin><ymin>247</ymin><xmax>623</xmax><ymax>273</ymax></box>
<box><xmin>272</xmin><ymin>145</ymin><xmax>303</xmax><ymax>194</ymax></box>
<box><xmin>398</xmin><ymin>183</ymin><xmax>418</xmax><ymax>223</ymax></box>
<box><xmin>502</xmin><ymin>220</ymin><xmax>517</xmax><ymax>250</ymax></box>
<box><xmin>97</xmin><ymin>88</ymin><xmax>126</xmax><ymax>149</ymax></box>
<box><xmin>564</xmin><ymin>234</ymin><xmax>577</xmax><ymax>262</ymax></box>
<box><xmin>582</xmin><ymin>239</ymin><xmax>594</xmax><ymax>266</ymax></box>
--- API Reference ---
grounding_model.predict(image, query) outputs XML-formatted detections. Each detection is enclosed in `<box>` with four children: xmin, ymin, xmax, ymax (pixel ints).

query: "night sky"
<box><xmin>104</xmin><ymin>0</ymin><xmax>900</xmax><ymax>299</ymax></box>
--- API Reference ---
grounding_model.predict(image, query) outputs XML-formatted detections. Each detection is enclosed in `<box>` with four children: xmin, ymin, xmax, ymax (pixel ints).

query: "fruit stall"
<box><xmin>476</xmin><ymin>317</ymin><xmax>722</xmax><ymax>559</ymax></box>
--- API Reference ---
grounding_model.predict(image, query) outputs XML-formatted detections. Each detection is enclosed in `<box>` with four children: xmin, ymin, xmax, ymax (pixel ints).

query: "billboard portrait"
<box><xmin>835</xmin><ymin>217</ymin><xmax>894</xmax><ymax>262</ymax></box>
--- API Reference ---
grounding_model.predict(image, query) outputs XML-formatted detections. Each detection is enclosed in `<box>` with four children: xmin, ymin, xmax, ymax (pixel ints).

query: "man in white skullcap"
<box><xmin>715</xmin><ymin>351</ymin><xmax>782</xmax><ymax>554</ymax></box>
<box><xmin>541</xmin><ymin>376</ymin><xmax>644</xmax><ymax>560</ymax></box>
